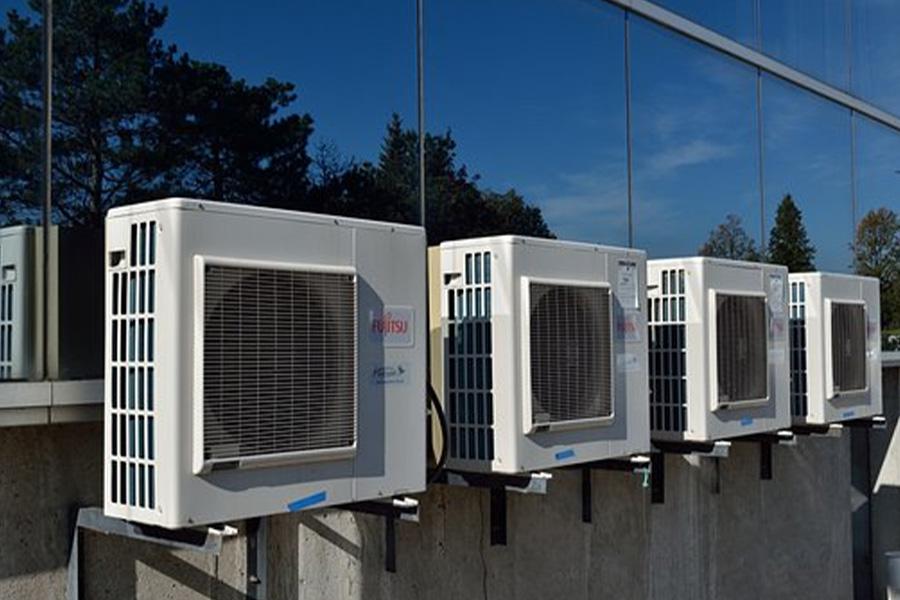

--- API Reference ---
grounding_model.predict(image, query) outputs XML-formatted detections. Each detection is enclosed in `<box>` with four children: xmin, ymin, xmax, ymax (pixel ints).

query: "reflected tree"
<box><xmin>767</xmin><ymin>194</ymin><xmax>816</xmax><ymax>272</ymax></box>
<box><xmin>698</xmin><ymin>214</ymin><xmax>761</xmax><ymax>261</ymax></box>
<box><xmin>853</xmin><ymin>207</ymin><xmax>900</xmax><ymax>341</ymax></box>
<box><xmin>0</xmin><ymin>3</ymin><xmax>551</xmax><ymax>242</ymax></box>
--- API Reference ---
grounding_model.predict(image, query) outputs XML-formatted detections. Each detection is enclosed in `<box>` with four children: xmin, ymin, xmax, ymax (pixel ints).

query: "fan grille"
<box><xmin>831</xmin><ymin>303</ymin><xmax>866</xmax><ymax>393</ymax></box>
<box><xmin>202</xmin><ymin>264</ymin><xmax>357</xmax><ymax>462</ymax></box>
<box><xmin>529</xmin><ymin>283</ymin><xmax>612</xmax><ymax>426</ymax></box>
<box><xmin>716</xmin><ymin>295</ymin><xmax>767</xmax><ymax>404</ymax></box>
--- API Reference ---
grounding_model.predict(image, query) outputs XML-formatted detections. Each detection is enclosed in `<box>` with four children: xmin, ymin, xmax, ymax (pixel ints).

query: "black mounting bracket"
<box><xmin>650</xmin><ymin>440</ymin><xmax>731</xmax><ymax>504</ymax></box>
<box><xmin>791</xmin><ymin>423</ymin><xmax>839</xmax><ymax>436</ymax></box>
<box><xmin>842</xmin><ymin>415</ymin><xmax>887</xmax><ymax>430</ymax></box>
<box><xmin>436</xmin><ymin>470</ymin><xmax>551</xmax><ymax>546</ymax></box>
<box><xmin>731</xmin><ymin>430</ymin><xmax>795</xmax><ymax>481</ymax></box>
<box><xmin>338</xmin><ymin>497</ymin><xmax>419</xmax><ymax>573</ymax></box>
<box><xmin>566</xmin><ymin>457</ymin><xmax>651</xmax><ymax>524</ymax></box>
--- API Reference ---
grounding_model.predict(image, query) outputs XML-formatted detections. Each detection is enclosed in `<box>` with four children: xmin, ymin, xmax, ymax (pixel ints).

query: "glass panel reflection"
<box><xmin>427</xmin><ymin>0</ymin><xmax>629</xmax><ymax>245</ymax></box>
<box><xmin>854</xmin><ymin>115</ymin><xmax>900</xmax><ymax>223</ymax></box>
<box><xmin>851</xmin><ymin>0</ymin><xmax>900</xmax><ymax>118</ymax></box>
<box><xmin>650</xmin><ymin>0</ymin><xmax>758</xmax><ymax>49</ymax></box>
<box><xmin>761</xmin><ymin>75</ymin><xmax>852</xmax><ymax>272</ymax></box>
<box><xmin>631</xmin><ymin>18</ymin><xmax>762</xmax><ymax>259</ymax></box>
<box><xmin>760</xmin><ymin>0</ymin><xmax>850</xmax><ymax>91</ymax></box>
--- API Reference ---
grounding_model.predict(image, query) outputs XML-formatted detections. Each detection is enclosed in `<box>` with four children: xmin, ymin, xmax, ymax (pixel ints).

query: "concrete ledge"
<box><xmin>884</xmin><ymin>352</ymin><xmax>900</xmax><ymax>369</ymax></box>
<box><xmin>0</xmin><ymin>380</ymin><xmax>102</xmax><ymax>427</ymax></box>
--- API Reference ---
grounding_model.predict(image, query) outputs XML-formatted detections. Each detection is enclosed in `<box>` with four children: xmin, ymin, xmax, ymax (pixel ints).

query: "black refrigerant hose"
<box><xmin>426</xmin><ymin>382</ymin><xmax>449</xmax><ymax>484</ymax></box>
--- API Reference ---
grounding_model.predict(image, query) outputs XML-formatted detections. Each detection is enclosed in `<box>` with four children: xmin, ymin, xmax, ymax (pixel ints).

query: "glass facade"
<box><xmin>855</xmin><ymin>115</ymin><xmax>900</xmax><ymax>220</ymax></box>
<box><xmin>427</xmin><ymin>0</ymin><xmax>629</xmax><ymax>246</ymax></box>
<box><xmin>427</xmin><ymin>0</ymin><xmax>900</xmax><ymax>272</ymax></box>
<box><xmin>761</xmin><ymin>75</ymin><xmax>853</xmax><ymax>271</ymax></box>
<box><xmin>631</xmin><ymin>20</ymin><xmax>761</xmax><ymax>258</ymax></box>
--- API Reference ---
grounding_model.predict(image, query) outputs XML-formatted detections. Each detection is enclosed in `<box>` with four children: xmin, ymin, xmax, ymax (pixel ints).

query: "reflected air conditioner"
<box><xmin>432</xmin><ymin>236</ymin><xmax>649</xmax><ymax>474</ymax></box>
<box><xmin>104</xmin><ymin>198</ymin><xmax>426</xmax><ymax>528</ymax></box>
<box><xmin>788</xmin><ymin>272</ymin><xmax>881</xmax><ymax>425</ymax></box>
<box><xmin>647</xmin><ymin>257</ymin><xmax>790</xmax><ymax>442</ymax></box>
<box><xmin>0</xmin><ymin>225</ymin><xmax>103</xmax><ymax>382</ymax></box>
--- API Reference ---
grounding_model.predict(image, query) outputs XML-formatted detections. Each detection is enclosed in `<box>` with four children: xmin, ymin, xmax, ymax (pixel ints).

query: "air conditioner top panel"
<box><xmin>789</xmin><ymin>271</ymin><xmax>880</xmax><ymax>285</ymax></box>
<box><xmin>106</xmin><ymin>198</ymin><xmax>425</xmax><ymax>237</ymax></box>
<box><xmin>0</xmin><ymin>225</ymin><xmax>35</xmax><ymax>239</ymax></box>
<box><xmin>649</xmin><ymin>256</ymin><xmax>784</xmax><ymax>271</ymax></box>
<box><xmin>439</xmin><ymin>234</ymin><xmax>647</xmax><ymax>258</ymax></box>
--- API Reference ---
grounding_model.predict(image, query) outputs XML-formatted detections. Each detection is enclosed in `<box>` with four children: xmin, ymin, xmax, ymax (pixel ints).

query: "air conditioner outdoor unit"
<box><xmin>0</xmin><ymin>225</ymin><xmax>103</xmax><ymax>382</ymax></box>
<box><xmin>788</xmin><ymin>272</ymin><xmax>881</xmax><ymax>425</ymax></box>
<box><xmin>104</xmin><ymin>198</ymin><xmax>426</xmax><ymax>528</ymax></box>
<box><xmin>432</xmin><ymin>236</ymin><xmax>649</xmax><ymax>474</ymax></box>
<box><xmin>647</xmin><ymin>257</ymin><xmax>790</xmax><ymax>442</ymax></box>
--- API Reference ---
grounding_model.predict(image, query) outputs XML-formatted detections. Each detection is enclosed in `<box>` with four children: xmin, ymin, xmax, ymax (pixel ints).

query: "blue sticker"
<box><xmin>740</xmin><ymin>417</ymin><xmax>754</xmax><ymax>427</ymax></box>
<box><xmin>287</xmin><ymin>491</ymin><xmax>327</xmax><ymax>512</ymax></box>
<box><xmin>843</xmin><ymin>410</ymin><xmax>855</xmax><ymax>419</ymax></box>
<box><xmin>555</xmin><ymin>448</ymin><xmax>576</xmax><ymax>461</ymax></box>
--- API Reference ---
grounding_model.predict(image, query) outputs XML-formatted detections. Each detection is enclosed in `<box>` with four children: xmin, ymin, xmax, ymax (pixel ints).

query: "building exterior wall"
<box><xmin>866</xmin><ymin>361</ymin><xmax>900</xmax><ymax>597</ymax></box>
<box><xmin>0</xmin><ymin>415</ymin><xmax>864</xmax><ymax>599</ymax></box>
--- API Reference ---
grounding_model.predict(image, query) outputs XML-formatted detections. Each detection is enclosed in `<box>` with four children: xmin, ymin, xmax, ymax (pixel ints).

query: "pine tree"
<box><xmin>767</xmin><ymin>194</ymin><xmax>816</xmax><ymax>271</ymax></box>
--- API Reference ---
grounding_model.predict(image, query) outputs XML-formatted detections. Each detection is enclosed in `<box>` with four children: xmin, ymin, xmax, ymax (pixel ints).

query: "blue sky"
<box><xmin>1</xmin><ymin>0</ymin><xmax>898</xmax><ymax>270</ymax></box>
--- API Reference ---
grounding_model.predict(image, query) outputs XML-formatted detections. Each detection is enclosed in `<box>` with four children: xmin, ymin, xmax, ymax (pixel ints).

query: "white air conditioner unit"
<box><xmin>104</xmin><ymin>198</ymin><xmax>426</xmax><ymax>528</ymax></box>
<box><xmin>0</xmin><ymin>225</ymin><xmax>103</xmax><ymax>382</ymax></box>
<box><xmin>432</xmin><ymin>236</ymin><xmax>649</xmax><ymax>474</ymax></box>
<box><xmin>647</xmin><ymin>257</ymin><xmax>790</xmax><ymax>442</ymax></box>
<box><xmin>788</xmin><ymin>272</ymin><xmax>881</xmax><ymax>425</ymax></box>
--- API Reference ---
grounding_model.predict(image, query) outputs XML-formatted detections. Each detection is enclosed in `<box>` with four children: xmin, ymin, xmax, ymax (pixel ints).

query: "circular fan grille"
<box><xmin>202</xmin><ymin>264</ymin><xmax>357</xmax><ymax>463</ymax></box>
<box><xmin>529</xmin><ymin>283</ymin><xmax>612</xmax><ymax>426</ymax></box>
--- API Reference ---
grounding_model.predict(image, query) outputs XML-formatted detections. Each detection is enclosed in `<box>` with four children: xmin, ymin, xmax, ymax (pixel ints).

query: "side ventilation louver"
<box><xmin>109</xmin><ymin>221</ymin><xmax>157</xmax><ymax>510</ymax></box>
<box><xmin>202</xmin><ymin>265</ymin><xmax>358</xmax><ymax>463</ymax></box>
<box><xmin>446</xmin><ymin>251</ymin><xmax>494</xmax><ymax>461</ymax></box>
<box><xmin>716</xmin><ymin>294</ymin><xmax>767</xmax><ymax>404</ymax></box>
<box><xmin>529</xmin><ymin>282</ymin><xmax>612</xmax><ymax>426</ymax></box>
<box><xmin>790</xmin><ymin>281</ymin><xmax>808</xmax><ymax>416</ymax></box>
<box><xmin>649</xmin><ymin>268</ymin><xmax>687</xmax><ymax>432</ymax></box>
<box><xmin>0</xmin><ymin>261</ymin><xmax>13</xmax><ymax>380</ymax></box>
<box><xmin>831</xmin><ymin>303</ymin><xmax>866</xmax><ymax>394</ymax></box>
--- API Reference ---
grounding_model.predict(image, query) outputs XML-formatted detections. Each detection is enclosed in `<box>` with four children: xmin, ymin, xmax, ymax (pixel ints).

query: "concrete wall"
<box><xmin>264</xmin><ymin>437</ymin><xmax>851</xmax><ymax>600</ymax></box>
<box><xmin>0</xmin><ymin>414</ymin><xmax>860</xmax><ymax>599</ymax></box>
<box><xmin>865</xmin><ymin>360</ymin><xmax>900</xmax><ymax>598</ymax></box>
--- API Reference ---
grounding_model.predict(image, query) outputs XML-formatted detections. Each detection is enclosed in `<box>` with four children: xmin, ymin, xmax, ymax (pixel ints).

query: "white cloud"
<box><xmin>647</xmin><ymin>139</ymin><xmax>737</xmax><ymax>173</ymax></box>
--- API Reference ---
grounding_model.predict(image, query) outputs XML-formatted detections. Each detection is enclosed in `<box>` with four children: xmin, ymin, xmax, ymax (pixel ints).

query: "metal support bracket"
<box><xmin>843</xmin><ymin>415</ymin><xmax>887</xmax><ymax>430</ymax></box>
<box><xmin>791</xmin><ymin>423</ymin><xmax>844</xmax><ymax>437</ymax></box>
<box><xmin>650</xmin><ymin>441</ymin><xmax>731</xmax><ymax>504</ymax></box>
<box><xmin>438</xmin><ymin>470</ymin><xmax>551</xmax><ymax>546</ymax></box>
<box><xmin>246</xmin><ymin>517</ymin><xmax>268</xmax><ymax>599</ymax></box>
<box><xmin>66</xmin><ymin>507</ymin><xmax>239</xmax><ymax>600</ymax></box>
<box><xmin>732</xmin><ymin>430</ymin><xmax>795</xmax><ymax>481</ymax></box>
<box><xmin>568</xmin><ymin>456</ymin><xmax>650</xmax><ymax>524</ymax></box>
<box><xmin>337</xmin><ymin>496</ymin><xmax>419</xmax><ymax>573</ymax></box>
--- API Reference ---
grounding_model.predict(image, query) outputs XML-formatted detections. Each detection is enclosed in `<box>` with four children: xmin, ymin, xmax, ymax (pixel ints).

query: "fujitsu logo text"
<box><xmin>371</xmin><ymin>313</ymin><xmax>409</xmax><ymax>335</ymax></box>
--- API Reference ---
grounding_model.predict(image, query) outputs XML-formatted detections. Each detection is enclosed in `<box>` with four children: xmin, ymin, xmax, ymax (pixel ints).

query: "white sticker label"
<box><xmin>769</xmin><ymin>274</ymin><xmax>785</xmax><ymax>315</ymax></box>
<box><xmin>369</xmin><ymin>306</ymin><xmax>415</xmax><ymax>347</ymax></box>
<box><xmin>617</xmin><ymin>261</ymin><xmax>639</xmax><ymax>310</ymax></box>
<box><xmin>616</xmin><ymin>353</ymin><xmax>641</xmax><ymax>373</ymax></box>
<box><xmin>618</xmin><ymin>311</ymin><xmax>642</xmax><ymax>343</ymax></box>
<box><xmin>371</xmin><ymin>363</ymin><xmax>410</xmax><ymax>385</ymax></box>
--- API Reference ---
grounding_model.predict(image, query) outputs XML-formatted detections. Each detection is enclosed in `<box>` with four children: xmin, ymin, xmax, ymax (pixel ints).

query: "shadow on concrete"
<box><xmin>299</xmin><ymin>513</ymin><xmax>363</xmax><ymax>560</ymax></box>
<box><xmin>82</xmin><ymin>529</ymin><xmax>246</xmax><ymax>599</ymax></box>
